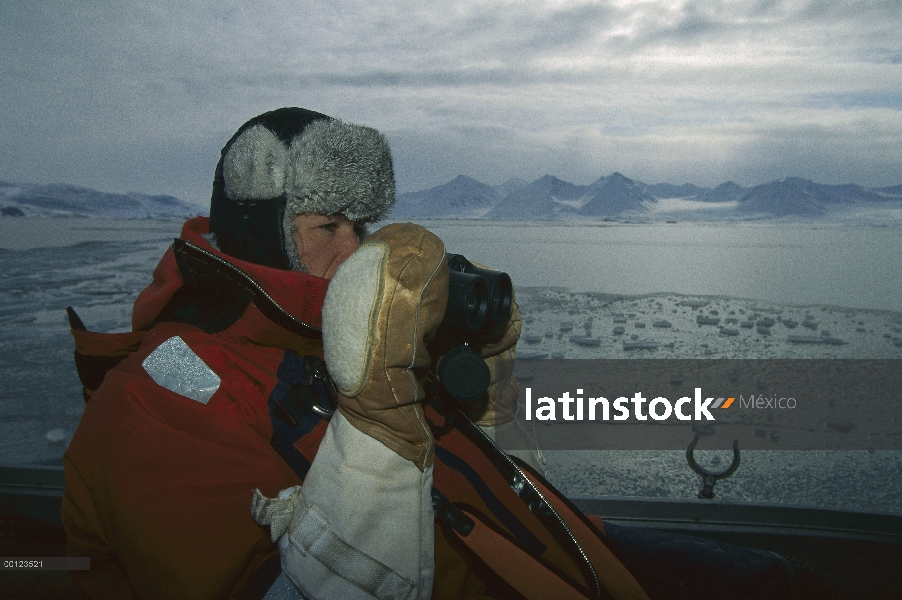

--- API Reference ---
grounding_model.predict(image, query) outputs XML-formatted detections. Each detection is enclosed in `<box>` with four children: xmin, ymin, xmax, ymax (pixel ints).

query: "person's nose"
<box><xmin>337</xmin><ymin>228</ymin><xmax>361</xmax><ymax>262</ymax></box>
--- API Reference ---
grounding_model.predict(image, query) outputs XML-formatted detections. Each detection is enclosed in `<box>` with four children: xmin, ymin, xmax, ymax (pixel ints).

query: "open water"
<box><xmin>420</xmin><ymin>220</ymin><xmax>902</xmax><ymax>313</ymax></box>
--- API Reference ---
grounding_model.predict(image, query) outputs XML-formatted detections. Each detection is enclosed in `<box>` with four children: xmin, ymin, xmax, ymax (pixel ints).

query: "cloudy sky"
<box><xmin>2</xmin><ymin>1</ymin><xmax>900</xmax><ymax>206</ymax></box>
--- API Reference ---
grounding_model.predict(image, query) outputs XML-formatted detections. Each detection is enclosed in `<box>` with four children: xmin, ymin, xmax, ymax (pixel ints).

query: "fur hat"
<box><xmin>209</xmin><ymin>107</ymin><xmax>395</xmax><ymax>270</ymax></box>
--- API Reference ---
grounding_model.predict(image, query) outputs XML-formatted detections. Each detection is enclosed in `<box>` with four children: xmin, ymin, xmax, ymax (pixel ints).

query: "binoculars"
<box><xmin>444</xmin><ymin>253</ymin><xmax>513</xmax><ymax>339</ymax></box>
<box><xmin>435</xmin><ymin>254</ymin><xmax>513</xmax><ymax>403</ymax></box>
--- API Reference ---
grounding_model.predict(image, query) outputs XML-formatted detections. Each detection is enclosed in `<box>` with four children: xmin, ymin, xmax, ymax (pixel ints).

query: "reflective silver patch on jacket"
<box><xmin>142</xmin><ymin>336</ymin><xmax>220</xmax><ymax>404</ymax></box>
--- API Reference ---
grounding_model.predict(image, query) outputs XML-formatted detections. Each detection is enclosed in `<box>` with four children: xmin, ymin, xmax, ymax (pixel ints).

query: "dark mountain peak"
<box><xmin>590</xmin><ymin>172</ymin><xmax>633</xmax><ymax>187</ymax></box>
<box><xmin>443</xmin><ymin>175</ymin><xmax>497</xmax><ymax>198</ymax></box>
<box><xmin>738</xmin><ymin>179</ymin><xmax>824</xmax><ymax>216</ymax></box>
<box><xmin>605</xmin><ymin>173</ymin><xmax>638</xmax><ymax>189</ymax></box>
<box><xmin>581</xmin><ymin>173</ymin><xmax>655</xmax><ymax>216</ymax></box>
<box><xmin>697</xmin><ymin>181</ymin><xmax>747</xmax><ymax>202</ymax></box>
<box><xmin>486</xmin><ymin>175</ymin><xmax>582</xmax><ymax>219</ymax></box>
<box><xmin>523</xmin><ymin>175</ymin><xmax>584</xmax><ymax>198</ymax></box>
<box><xmin>781</xmin><ymin>176</ymin><xmax>813</xmax><ymax>185</ymax></box>
<box><xmin>400</xmin><ymin>175</ymin><xmax>495</xmax><ymax>197</ymax></box>
<box><xmin>448</xmin><ymin>174</ymin><xmax>483</xmax><ymax>187</ymax></box>
<box><xmin>590</xmin><ymin>172</ymin><xmax>645</xmax><ymax>193</ymax></box>
<box><xmin>535</xmin><ymin>174</ymin><xmax>568</xmax><ymax>186</ymax></box>
<box><xmin>393</xmin><ymin>175</ymin><xmax>497</xmax><ymax>217</ymax></box>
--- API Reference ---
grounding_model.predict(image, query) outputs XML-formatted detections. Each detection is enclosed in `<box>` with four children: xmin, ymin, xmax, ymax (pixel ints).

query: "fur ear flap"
<box><xmin>285</xmin><ymin>119</ymin><xmax>395</xmax><ymax>223</ymax></box>
<box><xmin>223</xmin><ymin>125</ymin><xmax>289</xmax><ymax>201</ymax></box>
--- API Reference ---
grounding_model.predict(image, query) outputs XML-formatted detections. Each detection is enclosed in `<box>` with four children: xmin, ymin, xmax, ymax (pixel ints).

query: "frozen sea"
<box><xmin>1</xmin><ymin>218</ymin><xmax>901</xmax><ymax>514</ymax></box>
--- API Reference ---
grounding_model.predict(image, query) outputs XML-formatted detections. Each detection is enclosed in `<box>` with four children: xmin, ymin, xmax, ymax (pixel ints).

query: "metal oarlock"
<box><xmin>686</xmin><ymin>434</ymin><xmax>741</xmax><ymax>499</ymax></box>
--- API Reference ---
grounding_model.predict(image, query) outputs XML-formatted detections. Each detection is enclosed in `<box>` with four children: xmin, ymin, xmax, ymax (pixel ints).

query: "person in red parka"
<box><xmin>63</xmin><ymin>107</ymin><xmax>569</xmax><ymax>600</ymax></box>
<box><xmin>62</xmin><ymin>107</ymin><xmax>399</xmax><ymax>598</ymax></box>
<box><xmin>64</xmin><ymin>107</ymin><xmax>825</xmax><ymax>600</ymax></box>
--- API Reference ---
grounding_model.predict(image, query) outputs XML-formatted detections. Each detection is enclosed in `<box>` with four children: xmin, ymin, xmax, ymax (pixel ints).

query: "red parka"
<box><xmin>63</xmin><ymin>217</ymin><xmax>646</xmax><ymax>600</ymax></box>
<box><xmin>63</xmin><ymin>217</ymin><xmax>330</xmax><ymax>599</ymax></box>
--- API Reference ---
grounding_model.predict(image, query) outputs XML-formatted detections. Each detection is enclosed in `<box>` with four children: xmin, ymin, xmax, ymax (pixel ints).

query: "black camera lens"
<box><xmin>446</xmin><ymin>270</ymin><xmax>487</xmax><ymax>332</ymax></box>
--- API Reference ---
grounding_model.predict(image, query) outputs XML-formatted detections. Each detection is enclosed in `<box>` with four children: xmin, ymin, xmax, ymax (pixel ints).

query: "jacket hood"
<box><xmin>133</xmin><ymin>217</ymin><xmax>329</xmax><ymax>344</ymax></box>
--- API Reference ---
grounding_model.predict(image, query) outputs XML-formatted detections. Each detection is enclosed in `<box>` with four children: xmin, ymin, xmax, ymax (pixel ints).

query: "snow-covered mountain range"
<box><xmin>0</xmin><ymin>181</ymin><xmax>202</xmax><ymax>219</ymax></box>
<box><xmin>394</xmin><ymin>173</ymin><xmax>902</xmax><ymax>222</ymax></box>
<box><xmin>3</xmin><ymin>175</ymin><xmax>901</xmax><ymax>223</ymax></box>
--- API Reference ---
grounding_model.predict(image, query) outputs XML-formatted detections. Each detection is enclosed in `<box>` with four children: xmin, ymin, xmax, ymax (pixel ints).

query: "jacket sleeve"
<box><xmin>253</xmin><ymin>410</ymin><xmax>434</xmax><ymax>600</ymax></box>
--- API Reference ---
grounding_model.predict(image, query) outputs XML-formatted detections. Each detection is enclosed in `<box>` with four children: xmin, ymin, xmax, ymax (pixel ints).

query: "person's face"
<box><xmin>291</xmin><ymin>214</ymin><xmax>363</xmax><ymax>279</ymax></box>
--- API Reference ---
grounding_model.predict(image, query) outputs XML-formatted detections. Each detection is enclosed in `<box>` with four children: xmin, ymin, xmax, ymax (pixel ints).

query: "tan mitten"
<box><xmin>322</xmin><ymin>222</ymin><xmax>448</xmax><ymax>471</ymax></box>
